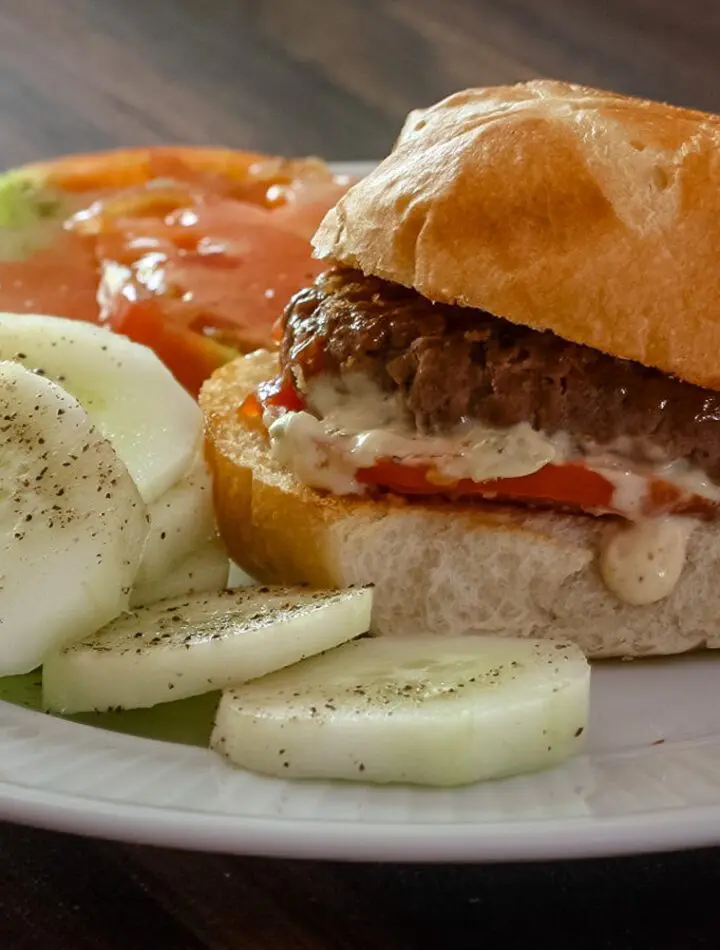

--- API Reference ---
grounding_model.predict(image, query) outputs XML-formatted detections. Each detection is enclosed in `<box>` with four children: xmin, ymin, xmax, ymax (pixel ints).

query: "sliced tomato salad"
<box><xmin>0</xmin><ymin>148</ymin><xmax>350</xmax><ymax>395</ymax></box>
<box><xmin>247</xmin><ymin>375</ymin><xmax>719</xmax><ymax>518</ymax></box>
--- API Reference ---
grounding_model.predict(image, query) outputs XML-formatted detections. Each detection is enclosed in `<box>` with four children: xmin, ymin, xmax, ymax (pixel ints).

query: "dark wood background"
<box><xmin>1</xmin><ymin>0</ymin><xmax>719</xmax><ymax>168</ymax></box>
<box><xmin>2</xmin><ymin>1</ymin><xmax>720</xmax><ymax>947</ymax></box>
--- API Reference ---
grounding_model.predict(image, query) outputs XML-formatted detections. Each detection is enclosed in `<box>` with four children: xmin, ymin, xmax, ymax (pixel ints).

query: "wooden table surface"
<box><xmin>1</xmin><ymin>1</ymin><xmax>720</xmax><ymax>947</ymax></box>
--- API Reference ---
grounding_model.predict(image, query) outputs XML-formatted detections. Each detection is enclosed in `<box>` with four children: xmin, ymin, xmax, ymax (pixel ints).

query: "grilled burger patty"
<box><xmin>280</xmin><ymin>268</ymin><xmax>720</xmax><ymax>481</ymax></box>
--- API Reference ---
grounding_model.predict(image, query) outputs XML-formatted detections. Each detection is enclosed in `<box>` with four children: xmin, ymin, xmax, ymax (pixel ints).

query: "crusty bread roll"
<box><xmin>312</xmin><ymin>80</ymin><xmax>720</xmax><ymax>390</ymax></box>
<box><xmin>200</xmin><ymin>350</ymin><xmax>720</xmax><ymax>658</ymax></box>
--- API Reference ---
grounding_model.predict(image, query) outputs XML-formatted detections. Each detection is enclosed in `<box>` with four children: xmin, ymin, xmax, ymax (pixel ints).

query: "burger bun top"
<box><xmin>312</xmin><ymin>80</ymin><xmax>720</xmax><ymax>391</ymax></box>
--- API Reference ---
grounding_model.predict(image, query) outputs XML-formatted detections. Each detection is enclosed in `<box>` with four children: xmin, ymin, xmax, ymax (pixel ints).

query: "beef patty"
<box><xmin>280</xmin><ymin>267</ymin><xmax>720</xmax><ymax>481</ymax></box>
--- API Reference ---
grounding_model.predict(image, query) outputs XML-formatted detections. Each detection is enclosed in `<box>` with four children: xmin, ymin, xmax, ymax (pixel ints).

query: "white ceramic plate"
<box><xmin>3</xmin><ymin>646</ymin><xmax>720</xmax><ymax>862</ymax></box>
<box><xmin>2</xmin><ymin>163</ymin><xmax>720</xmax><ymax>864</ymax></box>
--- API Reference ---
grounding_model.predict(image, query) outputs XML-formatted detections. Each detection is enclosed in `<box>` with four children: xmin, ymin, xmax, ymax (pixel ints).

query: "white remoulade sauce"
<box><xmin>587</xmin><ymin>461</ymin><xmax>708</xmax><ymax>606</ymax></box>
<box><xmin>266</xmin><ymin>372</ymin><xmax>566</xmax><ymax>494</ymax></box>
<box><xmin>598</xmin><ymin>516</ymin><xmax>696</xmax><ymax>606</ymax></box>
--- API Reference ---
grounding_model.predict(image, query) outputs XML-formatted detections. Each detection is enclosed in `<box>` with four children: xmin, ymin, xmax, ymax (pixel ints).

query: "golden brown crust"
<box><xmin>312</xmin><ymin>80</ymin><xmax>720</xmax><ymax>390</ymax></box>
<box><xmin>200</xmin><ymin>351</ymin><xmax>340</xmax><ymax>588</ymax></box>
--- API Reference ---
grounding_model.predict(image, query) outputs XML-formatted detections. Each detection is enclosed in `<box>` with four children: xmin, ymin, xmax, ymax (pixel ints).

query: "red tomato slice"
<box><xmin>0</xmin><ymin>230</ymin><xmax>100</xmax><ymax>321</ymax></box>
<box><xmin>0</xmin><ymin>148</ymin><xmax>350</xmax><ymax>395</ymax></box>
<box><xmin>158</xmin><ymin>221</ymin><xmax>326</xmax><ymax>346</ymax></box>
<box><xmin>110</xmin><ymin>291</ymin><xmax>235</xmax><ymax>397</ymax></box>
<box><xmin>356</xmin><ymin>457</ymin><xmax>717</xmax><ymax>518</ymax></box>
<box><xmin>94</xmin><ymin>213</ymin><xmax>327</xmax><ymax>351</ymax></box>
<box><xmin>76</xmin><ymin>189</ymin><xmax>340</xmax><ymax>385</ymax></box>
<box><xmin>356</xmin><ymin>458</ymin><xmax>614</xmax><ymax>508</ymax></box>
<box><xmin>269</xmin><ymin>200</ymin><xmax>342</xmax><ymax>240</ymax></box>
<box><xmin>240</xmin><ymin>372</ymin><xmax>306</xmax><ymax>420</ymax></box>
<box><xmin>267</xmin><ymin>177</ymin><xmax>352</xmax><ymax>238</ymax></box>
<box><xmin>32</xmin><ymin>147</ymin><xmax>271</xmax><ymax>196</ymax></box>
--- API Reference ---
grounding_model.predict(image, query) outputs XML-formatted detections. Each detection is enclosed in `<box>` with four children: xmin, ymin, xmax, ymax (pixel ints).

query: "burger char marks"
<box><xmin>281</xmin><ymin>268</ymin><xmax>720</xmax><ymax>482</ymax></box>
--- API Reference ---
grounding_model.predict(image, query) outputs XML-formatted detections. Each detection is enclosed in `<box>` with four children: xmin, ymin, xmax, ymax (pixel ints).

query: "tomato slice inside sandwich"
<box><xmin>248</xmin><ymin>376</ymin><xmax>719</xmax><ymax>519</ymax></box>
<box><xmin>355</xmin><ymin>459</ymin><xmax>717</xmax><ymax>518</ymax></box>
<box><xmin>356</xmin><ymin>458</ymin><xmax>612</xmax><ymax>507</ymax></box>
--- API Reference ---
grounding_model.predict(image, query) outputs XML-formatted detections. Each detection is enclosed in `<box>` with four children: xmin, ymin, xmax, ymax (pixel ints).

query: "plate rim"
<box><xmin>4</xmin><ymin>690</ymin><xmax>720</xmax><ymax>862</ymax></box>
<box><xmin>4</xmin><ymin>777</ymin><xmax>720</xmax><ymax>862</ymax></box>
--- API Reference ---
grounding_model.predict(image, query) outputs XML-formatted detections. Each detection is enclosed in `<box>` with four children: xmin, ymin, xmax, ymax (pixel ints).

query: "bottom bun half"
<box><xmin>200</xmin><ymin>350</ymin><xmax>720</xmax><ymax>658</ymax></box>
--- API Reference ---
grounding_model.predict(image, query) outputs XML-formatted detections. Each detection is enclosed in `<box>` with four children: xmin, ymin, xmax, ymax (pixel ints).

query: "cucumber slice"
<box><xmin>0</xmin><ymin>312</ymin><xmax>201</xmax><ymax>503</ymax></box>
<box><xmin>130</xmin><ymin>539</ymin><xmax>229</xmax><ymax>608</ymax></box>
<box><xmin>135</xmin><ymin>452</ymin><xmax>218</xmax><ymax>589</ymax></box>
<box><xmin>43</xmin><ymin>586</ymin><xmax>373</xmax><ymax>713</ymax></box>
<box><xmin>0</xmin><ymin>361</ymin><xmax>147</xmax><ymax>675</ymax></box>
<box><xmin>211</xmin><ymin>636</ymin><xmax>590</xmax><ymax>786</ymax></box>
